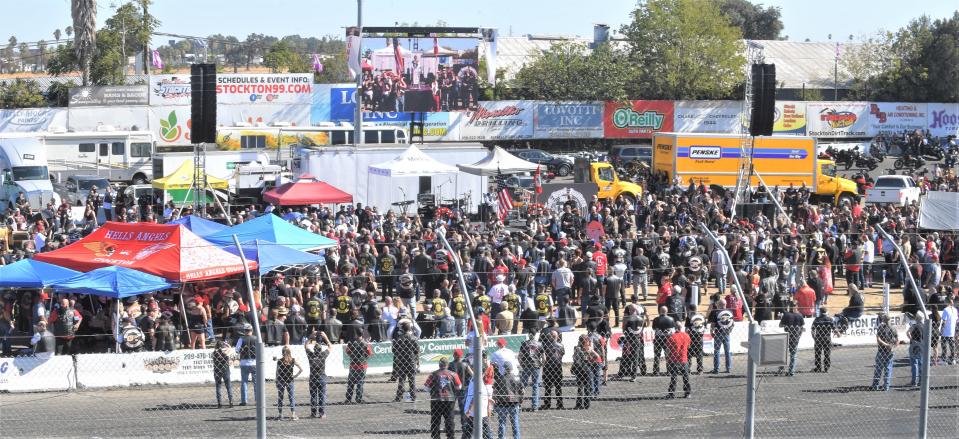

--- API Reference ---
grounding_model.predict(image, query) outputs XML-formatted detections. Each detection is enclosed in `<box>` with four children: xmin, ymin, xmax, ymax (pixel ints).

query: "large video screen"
<box><xmin>359</xmin><ymin>36</ymin><xmax>479</xmax><ymax>113</ymax></box>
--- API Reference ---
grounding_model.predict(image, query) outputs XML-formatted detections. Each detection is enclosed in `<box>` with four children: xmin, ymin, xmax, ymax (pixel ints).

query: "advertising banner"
<box><xmin>533</xmin><ymin>101</ymin><xmax>604</xmax><ymax>138</ymax></box>
<box><xmin>459</xmin><ymin>100</ymin><xmax>534</xmax><ymax>141</ymax></box>
<box><xmin>215</xmin><ymin>73</ymin><xmax>313</xmax><ymax>105</ymax></box>
<box><xmin>217</xmin><ymin>103</ymin><xmax>311</xmax><ymax>128</ymax></box>
<box><xmin>0</xmin><ymin>108</ymin><xmax>68</xmax><ymax>132</ymax></box>
<box><xmin>867</xmin><ymin>102</ymin><xmax>927</xmax><ymax>134</ymax></box>
<box><xmin>364</xmin><ymin>112</ymin><xmax>454</xmax><ymax>141</ymax></box>
<box><xmin>0</xmin><ymin>355</ymin><xmax>75</xmax><ymax>392</ymax></box>
<box><xmin>353</xmin><ymin>334</ymin><xmax>525</xmax><ymax>373</ymax></box>
<box><xmin>603</xmin><ymin>100</ymin><xmax>675</xmax><ymax>138</ymax></box>
<box><xmin>148</xmin><ymin>74</ymin><xmax>192</xmax><ymax>106</ymax></box>
<box><xmin>346</xmin><ymin>26</ymin><xmax>362</xmax><ymax>79</ymax></box>
<box><xmin>806</xmin><ymin>101</ymin><xmax>871</xmax><ymax>138</ymax></box>
<box><xmin>674</xmin><ymin>100</ymin><xmax>743</xmax><ymax>134</ymax></box>
<box><xmin>149</xmin><ymin>106</ymin><xmax>193</xmax><ymax>146</ymax></box>
<box><xmin>68</xmin><ymin>106</ymin><xmax>151</xmax><ymax>131</ymax></box>
<box><xmin>927</xmin><ymin>103</ymin><xmax>959</xmax><ymax>137</ymax></box>
<box><xmin>773</xmin><ymin>101</ymin><xmax>807</xmax><ymax>135</ymax></box>
<box><xmin>69</xmin><ymin>85</ymin><xmax>149</xmax><ymax>107</ymax></box>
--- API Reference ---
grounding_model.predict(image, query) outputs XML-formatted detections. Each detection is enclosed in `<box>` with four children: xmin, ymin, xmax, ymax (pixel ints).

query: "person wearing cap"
<box><xmin>31</xmin><ymin>319</ymin><xmax>56</xmax><ymax>355</ymax></box>
<box><xmin>211</xmin><ymin>340</ymin><xmax>235</xmax><ymax>408</ymax></box>
<box><xmin>907</xmin><ymin>312</ymin><xmax>925</xmax><ymax>387</ymax></box>
<box><xmin>490</xmin><ymin>337</ymin><xmax>520</xmax><ymax>378</ymax></box>
<box><xmin>872</xmin><ymin>313</ymin><xmax>899</xmax><ymax>391</ymax></box>
<box><xmin>487</xmin><ymin>275</ymin><xmax>509</xmax><ymax>317</ymax></box>
<box><xmin>425</xmin><ymin>355</ymin><xmax>462</xmax><ymax>439</ymax></box>
<box><xmin>392</xmin><ymin>320</ymin><xmax>420</xmax><ymax>402</ymax></box>
<box><xmin>344</xmin><ymin>335</ymin><xmax>372</xmax><ymax>404</ymax></box>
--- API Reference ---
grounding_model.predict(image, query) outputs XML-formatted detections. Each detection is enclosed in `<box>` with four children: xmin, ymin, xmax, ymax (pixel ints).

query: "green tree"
<box><xmin>510</xmin><ymin>41</ymin><xmax>628</xmax><ymax>101</ymax></box>
<box><xmin>843</xmin><ymin>13</ymin><xmax>958</xmax><ymax>102</ymax></box>
<box><xmin>37</xmin><ymin>40</ymin><xmax>47</xmax><ymax>71</ymax></box>
<box><xmin>54</xmin><ymin>29</ymin><xmax>62</xmax><ymax>42</ymax></box>
<box><xmin>65</xmin><ymin>26</ymin><xmax>73</xmax><ymax>38</ymax></box>
<box><xmin>0</xmin><ymin>79</ymin><xmax>46</xmax><ymax>109</ymax></box>
<box><xmin>46</xmin><ymin>80</ymin><xmax>77</xmax><ymax>107</ymax></box>
<box><xmin>719</xmin><ymin>0</ymin><xmax>783</xmax><ymax>40</ymax></box>
<box><xmin>263</xmin><ymin>40</ymin><xmax>310</xmax><ymax>73</ymax></box>
<box><xmin>622</xmin><ymin>0</ymin><xmax>745</xmax><ymax>100</ymax></box>
<box><xmin>314</xmin><ymin>51</ymin><xmax>351</xmax><ymax>83</ymax></box>
<box><xmin>19</xmin><ymin>43</ymin><xmax>30</xmax><ymax>71</ymax></box>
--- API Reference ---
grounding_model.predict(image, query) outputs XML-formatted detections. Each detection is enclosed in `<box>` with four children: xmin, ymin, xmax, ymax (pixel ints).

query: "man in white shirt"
<box><xmin>487</xmin><ymin>275</ymin><xmax>509</xmax><ymax>316</ymax></box>
<box><xmin>861</xmin><ymin>235</ymin><xmax>876</xmax><ymax>288</ymax></box>
<box><xmin>941</xmin><ymin>299</ymin><xmax>957</xmax><ymax>365</ymax></box>
<box><xmin>490</xmin><ymin>337</ymin><xmax>520</xmax><ymax>377</ymax></box>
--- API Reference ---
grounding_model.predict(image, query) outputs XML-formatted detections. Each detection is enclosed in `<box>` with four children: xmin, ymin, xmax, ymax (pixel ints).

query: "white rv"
<box><xmin>0</xmin><ymin>135</ymin><xmax>61</xmax><ymax>209</ymax></box>
<box><xmin>152</xmin><ymin>150</ymin><xmax>275</xmax><ymax>185</ymax></box>
<box><xmin>43</xmin><ymin>130</ymin><xmax>155</xmax><ymax>184</ymax></box>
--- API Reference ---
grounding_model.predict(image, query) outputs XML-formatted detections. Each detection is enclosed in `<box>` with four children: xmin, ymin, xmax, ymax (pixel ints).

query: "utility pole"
<box><xmin>353</xmin><ymin>0</ymin><xmax>364</xmax><ymax>146</ymax></box>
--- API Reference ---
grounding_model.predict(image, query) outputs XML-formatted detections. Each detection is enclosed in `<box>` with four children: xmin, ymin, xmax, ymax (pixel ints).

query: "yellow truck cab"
<box><xmin>587</xmin><ymin>162</ymin><xmax>643</xmax><ymax>203</ymax></box>
<box><xmin>652</xmin><ymin>132</ymin><xmax>859</xmax><ymax>206</ymax></box>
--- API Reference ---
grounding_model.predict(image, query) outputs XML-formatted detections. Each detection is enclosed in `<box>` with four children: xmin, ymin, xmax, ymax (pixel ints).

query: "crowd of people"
<box><xmin>3</xmin><ymin>147</ymin><xmax>959</xmax><ymax>434</ymax></box>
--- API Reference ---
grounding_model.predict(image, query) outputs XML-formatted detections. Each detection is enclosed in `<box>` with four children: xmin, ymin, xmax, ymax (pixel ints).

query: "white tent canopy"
<box><xmin>368</xmin><ymin>145</ymin><xmax>458</xmax><ymax>177</ymax></box>
<box><xmin>918</xmin><ymin>191</ymin><xmax>959</xmax><ymax>230</ymax></box>
<box><xmin>457</xmin><ymin>146</ymin><xmax>540</xmax><ymax>176</ymax></box>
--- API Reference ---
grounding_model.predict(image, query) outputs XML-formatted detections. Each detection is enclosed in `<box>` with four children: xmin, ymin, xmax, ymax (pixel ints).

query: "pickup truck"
<box><xmin>865</xmin><ymin>175</ymin><xmax>921</xmax><ymax>206</ymax></box>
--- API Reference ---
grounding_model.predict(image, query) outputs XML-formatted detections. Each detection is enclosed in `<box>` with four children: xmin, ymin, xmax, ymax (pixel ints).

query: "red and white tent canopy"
<box><xmin>34</xmin><ymin>222</ymin><xmax>254</xmax><ymax>282</ymax></box>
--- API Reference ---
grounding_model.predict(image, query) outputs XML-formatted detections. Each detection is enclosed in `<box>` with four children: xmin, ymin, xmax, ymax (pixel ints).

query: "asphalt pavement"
<box><xmin>1</xmin><ymin>345</ymin><xmax>956</xmax><ymax>438</ymax></box>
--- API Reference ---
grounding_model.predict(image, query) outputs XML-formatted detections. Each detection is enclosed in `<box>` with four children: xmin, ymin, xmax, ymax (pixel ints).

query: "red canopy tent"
<box><xmin>262</xmin><ymin>181</ymin><xmax>353</xmax><ymax>206</ymax></box>
<box><xmin>33</xmin><ymin>222</ymin><xmax>254</xmax><ymax>282</ymax></box>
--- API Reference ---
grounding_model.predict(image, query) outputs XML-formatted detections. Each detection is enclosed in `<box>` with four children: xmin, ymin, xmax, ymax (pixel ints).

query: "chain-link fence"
<box><xmin>2</xmin><ymin>304</ymin><xmax>957</xmax><ymax>437</ymax></box>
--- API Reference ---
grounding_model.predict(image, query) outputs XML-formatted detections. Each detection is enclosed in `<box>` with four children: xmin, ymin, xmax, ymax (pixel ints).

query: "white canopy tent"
<box><xmin>457</xmin><ymin>146</ymin><xmax>540</xmax><ymax>176</ymax></box>
<box><xmin>367</xmin><ymin>145</ymin><xmax>460</xmax><ymax>210</ymax></box>
<box><xmin>918</xmin><ymin>191</ymin><xmax>959</xmax><ymax>230</ymax></box>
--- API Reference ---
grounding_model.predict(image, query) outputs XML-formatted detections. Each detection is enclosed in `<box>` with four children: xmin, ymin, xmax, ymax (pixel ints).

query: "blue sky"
<box><xmin>6</xmin><ymin>0</ymin><xmax>957</xmax><ymax>47</ymax></box>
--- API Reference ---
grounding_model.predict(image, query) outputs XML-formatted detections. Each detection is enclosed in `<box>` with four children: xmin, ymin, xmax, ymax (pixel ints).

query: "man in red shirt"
<box><xmin>667</xmin><ymin>322</ymin><xmax>692</xmax><ymax>398</ymax></box>
<box><xmin>794</xmin><ymin>280</ymin><xmax>817</xmax><ymax>317</ymax></box>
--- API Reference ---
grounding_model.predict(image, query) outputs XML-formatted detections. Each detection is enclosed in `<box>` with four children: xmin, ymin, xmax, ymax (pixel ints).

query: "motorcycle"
<box><xmin>851</xmin><ymin>171</ymin><xmax>874</xmax><ymax>195</ymax></box>
<box><xmin>919</xmin><ymin>142</ymin><xmax>944</xmax><ymax>161</ymax></box>
<box><xmin>893</xmin><ymin>154</ymin><xmax>926</xmax><ymax>170</ymax></box>
<box><xmin>852</xmin><ymin>150</ymin><xmax>880</xmax><ymax>171</ymax></box>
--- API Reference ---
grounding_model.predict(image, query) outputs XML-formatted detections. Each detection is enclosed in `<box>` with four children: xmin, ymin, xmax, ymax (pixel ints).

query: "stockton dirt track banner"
<box><xmin>806</xmin><ymin>101</ymin><xmax>872</xmax><ymax>138</ymax></box>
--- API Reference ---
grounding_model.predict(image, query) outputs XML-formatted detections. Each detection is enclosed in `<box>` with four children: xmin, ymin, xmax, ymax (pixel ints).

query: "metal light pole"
<box><xmin>436</xmin><ymin>232</ymin><xmax>484</xmax><ymax>439</ymax></box>
<box><xmin>700</xmin><ymin>224</ymin><xmax>757</xmax><ymax>439</ymax></box>
<box><xmin>875</xmin><ymin>226</ymin><xmax>929</xmax><ymax>438</ymax></box>
<box><xmin>234</xmin><ymin>235</ymin><xmax>266</xmax><ymax>439</ymax></box>
<box><xmin>353</xmin><ymin>0</ymin><xmax>363</xmax><ymax>146</ymax></box>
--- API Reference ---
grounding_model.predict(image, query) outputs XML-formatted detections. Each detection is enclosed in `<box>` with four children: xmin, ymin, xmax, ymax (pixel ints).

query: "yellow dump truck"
<box><xmin>574</xmin><ymin>161</ymin><xmax>643</xmax><ymax>203</ymax></box>
<box><xmin>652</xmin><ymin>132</ymin><xmax>859</xmax><ymax>206</ymax></box>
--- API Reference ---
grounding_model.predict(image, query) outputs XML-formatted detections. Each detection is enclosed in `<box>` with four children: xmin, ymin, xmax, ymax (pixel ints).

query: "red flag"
<box><xmin>497</xmin><ymin>188</ymin><xmax>513</xmax><ymax>221</ymax></box>
<box><xmin>534</xmin><ymin>166</ymin><xmax>543</xmax><ymax>195</ymax></box>
<box><xmin>392</xmin><ymin>38</ymin><xmax>405</xmax><ymax>75</ymax></box>
<box><xmin>433</xmin><ymin>37</ymin><xmax>439</xmax><ymax>57</ymax></box>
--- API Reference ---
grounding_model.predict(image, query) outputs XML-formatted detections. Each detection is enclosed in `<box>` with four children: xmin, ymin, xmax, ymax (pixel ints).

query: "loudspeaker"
<box><xmin>191</xmin><ymin>64</ymin><xmax>217</xmax><ymax>144</ymax></box>
<box><xmin>749</xmin><ymin>63</ymin><xmax>776</xmax><ymax>137</ymax></box>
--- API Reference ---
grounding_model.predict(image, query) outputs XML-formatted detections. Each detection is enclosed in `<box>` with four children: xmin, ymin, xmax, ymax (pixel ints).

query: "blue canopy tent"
<box><xmin>169</xmin><ymin>215</ymin><xmax>229</xmax><ymax>237</ymax></box>
<box><xmin>226</xmin><ymin>239</ymin><xmax>325</xmax><ymax>275</ymax></box>
<box><xmin>0</xmin><ymin>259</ymin><xmax>81</xmax><ymax>288</ymax></box>
<box><xmin>50</xmin><ymin>265</ymin><xmax>173</xmax><ymax>298</ymax></box>
<box><xmin>205</xmin><ymin>214</ymin><xmax>338</xmax><ymax>251</ymax></box>
<box><xmin>51</xmin><ymin>266</ymin><xmax>173</xmax><ymax>352</ymax></box>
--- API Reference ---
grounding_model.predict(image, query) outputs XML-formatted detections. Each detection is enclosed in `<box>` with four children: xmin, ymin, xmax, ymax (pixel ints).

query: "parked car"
<box><xmin>510</xmin><ymin>148</ymin><xmax>574</xmax><ymax>176</ymax></box>
<box><xmin>865</xmin><ymin>175</ymin><xmax>921</xmax><ymax>206</ymax></box>
<box><xmin>609</xmin><ymin>145</ymin><xmax>653</xmax><ymax>167</ymax></box>
<box><xmin>58</xmin><ymin>175</ymin><xmax>111</xmax><ymax>206</ymax></box>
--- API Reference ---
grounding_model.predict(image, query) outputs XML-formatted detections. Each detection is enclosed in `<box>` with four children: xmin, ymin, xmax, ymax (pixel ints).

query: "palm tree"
<box><xmin>65</xmin><ymin>26</ymin><xmax>73</xmax><ymax>38</ymax></box>
<box><xmin>71</xmin><ymin>0</ymin><xmax>97</xmax><ymax>86</ymax></box>
<box><xmin>18</xmin><ymin>42</ymin><xmax>30</xmax><ymax>71</ymax></box>
<box><xmin>54</xmin><ymin>29</ymin><xmax>62</xmax><ymax>43</ymax></box>
<box><xmin>38</xmin><ymin>40</ymin><xmax>47</xmax><ymax>71</ymax></box>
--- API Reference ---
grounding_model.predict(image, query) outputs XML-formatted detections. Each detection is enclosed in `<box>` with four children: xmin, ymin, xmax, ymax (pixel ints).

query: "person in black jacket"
<box><xmin>518</xmin><ymin>331</ymin><xmax>544</xmax><ymax>411</ymax></box>
<box><xmin>651</xmin><ymin>306</ymin><xmax>675</xmax><ymax>375</ymax></box>
<box><xmin>540</xmin><ymin>330</ymin><xmax>565</xmax><ymax>410</ymax></box>
<box><xmin>212</xmin><ymin>340</ymin><xmax>234</xmax><ymax>408</ymax></box>
<box><xmin>393</xmin><ymin>321</ymin><xmax>421</xmax><ymax>402</ymax></box>
<box><xmin>811</xmin><ymin>307</ymin><xmax>835</xmax><ymax>373</ymax></box>
<box><xmin>305</xmin><ymin>331</ymin><xmax>332</xmax><ymax>418</ymax></box>
<box><xmin>619</xmin><ymin>304</ymin><xmax>646</xmax><ymax>380</ymax></box>
<box><xmin>235</xmin><ymin>323</ymin><xmax>258</xmax><ymax>406</ymax></box>
<box><xmin>779</xmin><ymin>303</ymin><xmax>805</xmax><ymax>376</ymax></box>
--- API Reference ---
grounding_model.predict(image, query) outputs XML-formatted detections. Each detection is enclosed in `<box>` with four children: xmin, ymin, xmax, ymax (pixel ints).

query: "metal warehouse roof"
<box><xmin>749</xmin><ymin>40</ymin><xmax>859</xmax><ymax>89</ymax></box>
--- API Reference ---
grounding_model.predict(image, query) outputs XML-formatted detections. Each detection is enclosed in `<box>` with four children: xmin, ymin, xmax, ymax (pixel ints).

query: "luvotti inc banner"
<box><xmin>348</xmin><ymin>334</ymin><xmax>525</xmax><ymax>369</ymax></box>
<box><xmin>533</xmin><ymin>101</ymin><xmax>604</xmax><ymax>138</ymax></box>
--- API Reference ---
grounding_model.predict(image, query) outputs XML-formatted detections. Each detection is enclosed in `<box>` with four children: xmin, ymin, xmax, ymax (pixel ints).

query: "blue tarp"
<box><xmin>0</xmin><ymin>259</ymin><xmax>81</xmax><ymax>288</ymax></box>
<box><xmin>226</xmin><ymin>239</ymin><xmax>325</xmax><ymax>275</ymax></box>
<box><xmin>170</xmin><ymin>215</ymin><xmax>229</xmax><ymax>237</ymax></box>
<box><xmin>205</xmin><ymin>214</ymin><xmax>338</xmax><ymax>251</ymax></box>
<box><xmin>50</xmin><ymin>266</ymin><xmax>173</xmax><ymax>298</ymax></box>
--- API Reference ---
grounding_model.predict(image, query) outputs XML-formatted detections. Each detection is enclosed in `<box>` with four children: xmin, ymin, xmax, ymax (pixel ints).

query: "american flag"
<box><xmin>393</xmin><ymin>38</ymin><xmax>405</xmax><ymax>75</ymax></box>
<box><xmin>495</xmin><ymin>176</ymin><xmax>513</xmax><ymax>221</ymax></box>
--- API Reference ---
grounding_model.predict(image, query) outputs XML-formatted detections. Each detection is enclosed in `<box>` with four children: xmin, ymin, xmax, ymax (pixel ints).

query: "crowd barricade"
<box><xmin>3</xmin><ymin>314</ymin><xmax>910</xmax><ymax>393</ymax></box>
<box><xmin>0</xmin><ymin>354</ymin><xmax>75</xmax><ymax>392</ymax></box>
